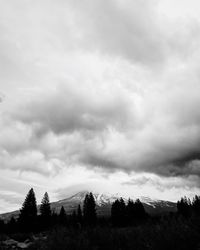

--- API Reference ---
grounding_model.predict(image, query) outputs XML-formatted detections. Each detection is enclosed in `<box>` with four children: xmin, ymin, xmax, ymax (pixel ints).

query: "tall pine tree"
<box><xmin>77</xmin><ymin>204</ymin><xmax>83</xmax><ymax>224</ymax></box>
<box><xmin>40</xmin><ymin>192</ymin><xmax>51</xmax><ymax>227</ymax></box>
<box><xmin>111</xmin><ymin>198</ymin><xmax>126</xmax><ymax>226</ymax></box>
<box><xmin>59</xmin><ymin>206</ymin><xmax>67</xmax><ymax>225</ymax></box>
<box><xmin>177</xmin><ymin>196</ymin><xmax>191</xmax><ymax>218</ymax></box>
<box><xmin>18</xmin><ymin>188</ymin><xmax>37</xmax><ymax>231</ymax></box>
<box><xmin>83</xmin><ymin>192</ymin><xmax>96</xmax><ymax>225</ymax></box>
<box><xmin>192</xmin><ymin>195</ymin><xmax>200</xmax><ymax>216</ymax></box>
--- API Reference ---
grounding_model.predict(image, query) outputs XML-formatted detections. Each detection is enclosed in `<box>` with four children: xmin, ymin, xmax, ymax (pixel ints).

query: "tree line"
<box><xmin>0</xmin><ymin>188</ymin><xmax>200</xmax><ymax>234</ymax></box>
<box><xmin>111</xmin><ymin>198</ymin><xmax>147</xmax><ymax>226</ymax></box>
<box><xmin>0</xmin><ymin>189</ymin><xmax>98</xmax><ymax>233</ymax></box>
<box><xmin>177</xmin><ymin>195</ymin><xmax>200</xmax><ymax>218</ymax></box>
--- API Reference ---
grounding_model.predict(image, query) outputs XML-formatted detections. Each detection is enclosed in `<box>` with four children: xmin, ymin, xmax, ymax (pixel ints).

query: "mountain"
<box><xmin>0</xmin><ymin>191</ymin><xmax>177</xmax><ymax>221</ymax></box>
<box><xmin>51</xmin><ymin>191</ymin><xmax>177</xmax><ymax>215</ymax></box>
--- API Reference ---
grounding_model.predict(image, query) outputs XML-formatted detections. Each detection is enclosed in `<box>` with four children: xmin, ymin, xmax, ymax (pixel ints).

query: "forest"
<box><xmin>0</xmin><ymin>189</ymin><xmax>200</xmax><ymax>249</ymax></box>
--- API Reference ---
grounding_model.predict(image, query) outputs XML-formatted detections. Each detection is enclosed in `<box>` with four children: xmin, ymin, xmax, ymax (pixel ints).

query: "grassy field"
<box><xmin>3</xmin><ymin>215</ymin><xmax>197</xmax><ymax>250</ymax></box>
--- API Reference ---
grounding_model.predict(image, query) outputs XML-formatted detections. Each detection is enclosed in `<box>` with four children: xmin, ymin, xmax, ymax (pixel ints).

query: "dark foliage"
<box><xmin>18</xmin><ymin>188</ymin><xmax>37</xmax><ymax>232</ymax></box>
<box><xmin>0</xmin><ymin>219</ymin><xmax>5</xmax><ymax>233</ymax></box>
<box><xmin>192</xmin><ymin>195</ymin><xmax>200</xmax><ymax>216</ymax></box>
<box><xmin>77</xmin><ymin>204</ymin><xmax>83</xmax><ymax>224</ymax></box>
<box><xmin>59</xmin><ymin>206</ymin><xmax>67</xmax><ymax>225</ymax></box>
<box><xmin>36</xmin><ymin>216</ymin><xmax>200</xmax><ymax>250</ymax></box>
<box><xmin>1</xmin><ymin>189</ymin><xmax>200</xmax><ymax>250</ymax></box>
<box><xmin>177</xmin><ymin>196</ymin><xmax>191</xmax><ymax>218</ymax></box>
<box><xmin>83</xmin><ymin>192</ymin><xmax>97</xmax><ymax>226</ymax></box>
<box><xmin>111</xmin><ymin>198</ymin><xmax>126</xmax><ymax>226</ymax></box>
<box><xmin>111</xmin><ymin>197</ymin><xmax>147</xmax><ymax>226</ymax></box>
<box><xmin>177</xmin><ymin>195</ymin><xmax>200</xmax><ymax>218</ymax></box>
<box><xmin>39</xmin><ymin>192</ymin><xmax>51</xmax><ymax>228</ymax></box>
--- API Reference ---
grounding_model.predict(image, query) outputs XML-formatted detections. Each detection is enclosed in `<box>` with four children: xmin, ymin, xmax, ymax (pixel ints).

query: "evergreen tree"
<box><xmin>126</xmin><ymin>199</ymin><xmax>135</xmax><ymax>225</ymax></box>
<box><xmin>112</xmin><ymin>197</ymin><xmax>147</xmax><ymax>227</ymax></box>
<box><xmin>77</xmin><ymin>204</ymin><xmax>83</xmax><ymax>224</ymax></box>
<box><xmin>59</xmin><ymin>206</ymin><xmax>67</xmax><ymax>225</ymax></box>
<box><xmin>111</xmin><ymin>198</ymin><xmax>126</xmax><ymax>226</ymax></box>
<box><xmin>40</xmin><ymin>192</ymin><xmax>51</xmax><ymax>227</ymax></box>
<box><xmin>40</xmin><ymin>192</ymin><xmax>51</xmax><ymax>217</ymax></box>
<box><xmin>134</xmin><ymin>199</ymin><xmax>146</xmax><ymax>220</ymax></box>
<box><xmin>192</xmin><ymin>195</ymin><xmax>200</xmax><ymax>216</ymax></box>
<box><xmin>18</xmin><ymin>188</ymin><xmax>37</xmax><ymax>231</ymax></box>
<box><xmin>51</xmin><ymin>209</ymin><xmax>58</xmax><ymax>225</ymax></box>
<box><xmin>111</xmin><ymin>199</ymin><xmax>121</xmax><ymax>226</ymax></box>
<box><xmin>0</xmin><ymin>219</ymin><xmax>5</xmax><ymax>233</ymax></box>
<box><xmin>118</xmin><ymin>198</ymin><xmax>126</xmax><ymax>226</ymax></box>
<box><xmin>83</xmin><ymin>192</ymin><xmax>97</xmax><ymax>225</ymax></box>
<box><xmin>177</xmin><ymin>196</ymin><xmax>191</xmax><ymax>218</ymax></box>
<box><xmin>72</xmin><ymin>210</ymin><xmax>77</xmax><ymax>224</ymax></box>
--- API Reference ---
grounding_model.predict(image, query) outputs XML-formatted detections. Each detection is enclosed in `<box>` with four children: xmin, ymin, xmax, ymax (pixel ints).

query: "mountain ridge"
<box><xmin>0</xmin><ymin>191</ymin><xmax>177</xmax><ymax>221</ymax></box>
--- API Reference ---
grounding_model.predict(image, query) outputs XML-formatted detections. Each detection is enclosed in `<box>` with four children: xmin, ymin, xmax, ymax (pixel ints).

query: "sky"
<box><xmin>0</xmin><ymin>0</ymin><xmax>200</xmax><ymax>213</ymax></box>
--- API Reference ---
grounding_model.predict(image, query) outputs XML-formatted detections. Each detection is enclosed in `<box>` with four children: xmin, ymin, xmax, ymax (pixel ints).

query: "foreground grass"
<box><xmin>35</xmin><ymin>217</ymin><xmax>200</xmax><ymax>250</ymax></box>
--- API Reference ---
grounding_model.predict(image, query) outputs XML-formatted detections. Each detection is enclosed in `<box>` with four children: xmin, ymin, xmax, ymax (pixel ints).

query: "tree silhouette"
<box><xmin>177</xmin><ymin>196</ymin><xmax>191</xmax><ymax>218</ymax></box>
<box><xmin>112</xmin><ymin>198</ymin><xmax>147</xmax><ymax>227</ymax></box>
<box><xmin>59</xmin><ymin>206</ymin><xmax>67</xmax><ymax>225</ymax></box>
<box><xmin>126</xmin><ymin>199</ymin><xmax>135</xmax><ymax>225</ymax></box>
<box><xmin>83</xmin><ymin>192</ymin><xmax>96</xmax><ymax>225</ymax></box>
<box><xmin>18</xmin><ymin>188</ymin><xmax>37</xmax><ymax>231</ymax></box>
<box><xmin>0</xmin><ymin>219</ymin><xmax>5</xmax><ymax>233</ymax></box>
<box><xmin>111</xmin><ymin>198</ymin><xmax>126</xmax><ymax>226</ymax></box>
<box><xmin>192</xmin><ymin>195</ymin><xmax>200</xmax><ymax>216</ymax></box>
<box><xmin>40</xmin><ymin>192</ymin><xmax>51</xmax><ymax>227</ymax></box>
<box><xmin>72</xmin><ymin>210</ymin><xmax>77</xmax><ymax>224</ymax></box>
<box><xmin>77</xmin><ymin>204</ymin><xmax>83</xmax><ymax>224</ymax></box>
<box><xmin>134</xmin><ymin>199</ymin><xmax>147</xmax><ymax>220</ymax></box>
<box><xmin>111</xmin><ymin>199</ymin><xmax>121</xmax><ymax>226</ymax></box>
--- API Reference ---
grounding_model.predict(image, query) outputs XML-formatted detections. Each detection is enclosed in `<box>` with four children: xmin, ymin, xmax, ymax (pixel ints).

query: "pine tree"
<box><xmin>40</xmin><ymin>192</ymin><xmax>51</xmax><ymax>227</ymax></box>
<box><xmin>89</xmin><ymin>192</ymin><xmax>97</xmax><ymax>224</ymax></box>
<box><xmin>126</xmin><ymin>198</ymin><xmax>135</xmax><ymax>225</ymax></box>
<box><xmin>0</xmin><ymin>219</ymin><xmax>5</xmax><ymax>233</ymax></box>
<box><xmin>83</xmin><ymin>192</ymin><xmax>96</xmax><ymax>225</ymax></box>
<box><xmin>18</xmin><ymin>188</ymin><xmax>37</xmax><ymax>231</ymax></box>
<box><xmin>59</xmin><ymin>206</ymin><xmax>67</xmax><ymax>225</ymax></box>
<box><xmin>134</xmin><ymin>199</ymin><xmax>146</xmax><ymax>221</ymax></box>
<box><xmin>192</xmin><ymin>195</ymin><xmax>200</xmax><ymax>216</ymax></box>
<box><xmin>118</xmin><ymin>198</ymin><xmax>126</xmax><ymax>226</ymax></box>
<box><xmin>72</xmin><ymin>210</ymin><xmax>77</xmax><ymax>224</ymax></box>
<box><xmin>111</xmin><ymin>199</ymin><xmax>121</xmax><ymax>226</ymax></box>
<box><xmin>111</xmin><ymin>198</ymin><xmax>126</xmax><ymax>226</ymax></box>
<box><xmin>177</xmin><ymin>196</ymin><xmax>191</xmax><ymax>218</ymax></box>
<box><xmin>40</xmin><ymin>192</ymin><xmax>51</xmax><ymax>217</ymax></box>
<box><xmin>111</xmin><ymin>197</ymin><xmax>147</xmax><ymax>227</ymax></box>
<box><xmin>77</xmin><ymin>204</ymin><xmax>83</xmax><ymax>224</ymax></box>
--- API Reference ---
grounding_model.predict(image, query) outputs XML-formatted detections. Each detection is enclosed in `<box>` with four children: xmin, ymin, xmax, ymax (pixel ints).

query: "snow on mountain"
<box><xmin>56</xmin><ymin>191</ymin><xmax>176</xmax><ymax>213</ymax></box>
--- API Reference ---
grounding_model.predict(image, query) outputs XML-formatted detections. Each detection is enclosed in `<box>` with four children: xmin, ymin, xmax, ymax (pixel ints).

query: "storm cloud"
<box><xmin>0</xmin><ymin>0</ymin><xmax>200</xmax><ymax>209</ymax></box>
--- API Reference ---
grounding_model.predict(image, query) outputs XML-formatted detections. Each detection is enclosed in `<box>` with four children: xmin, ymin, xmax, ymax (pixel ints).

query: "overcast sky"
<box><xmin>0</xmin><ymin>0</ymin><xmax>200</xmax><ymax>213</ymax></box>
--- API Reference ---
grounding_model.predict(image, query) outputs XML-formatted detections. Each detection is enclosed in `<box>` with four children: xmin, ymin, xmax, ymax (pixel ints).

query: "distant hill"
<box><xmin>0</xmin><ymin>191</ymin><xmax>177</xmax><ymax>221</ymax></box>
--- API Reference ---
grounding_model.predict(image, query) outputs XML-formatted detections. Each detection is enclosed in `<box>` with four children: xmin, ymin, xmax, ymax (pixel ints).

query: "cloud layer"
<box><xmin>0</xmin><ymin>0</ymin><xmax>200</xmax><ymax>209</ymax></box>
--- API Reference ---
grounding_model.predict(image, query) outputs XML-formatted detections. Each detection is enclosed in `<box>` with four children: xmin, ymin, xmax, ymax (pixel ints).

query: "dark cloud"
<box><xmin>8</xmin><ymin>75</ymin><xmax>200</xmax><ymax>178</ymax></box>
<box><xmin>122</xmin><ymin>174</ymin><xmax>200</xmax><ymax>191</ymax></box>
<box><xmin>13</xmin><ymin>84</ymin><xmax>132</xmax><ymax>135</ymax></box>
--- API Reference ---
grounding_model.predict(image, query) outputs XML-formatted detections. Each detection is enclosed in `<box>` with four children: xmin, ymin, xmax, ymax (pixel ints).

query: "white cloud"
<box><xmin>0</xmin><ymin>0</ymin><xmax>200</xmax><ymax>211</ymax></box>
